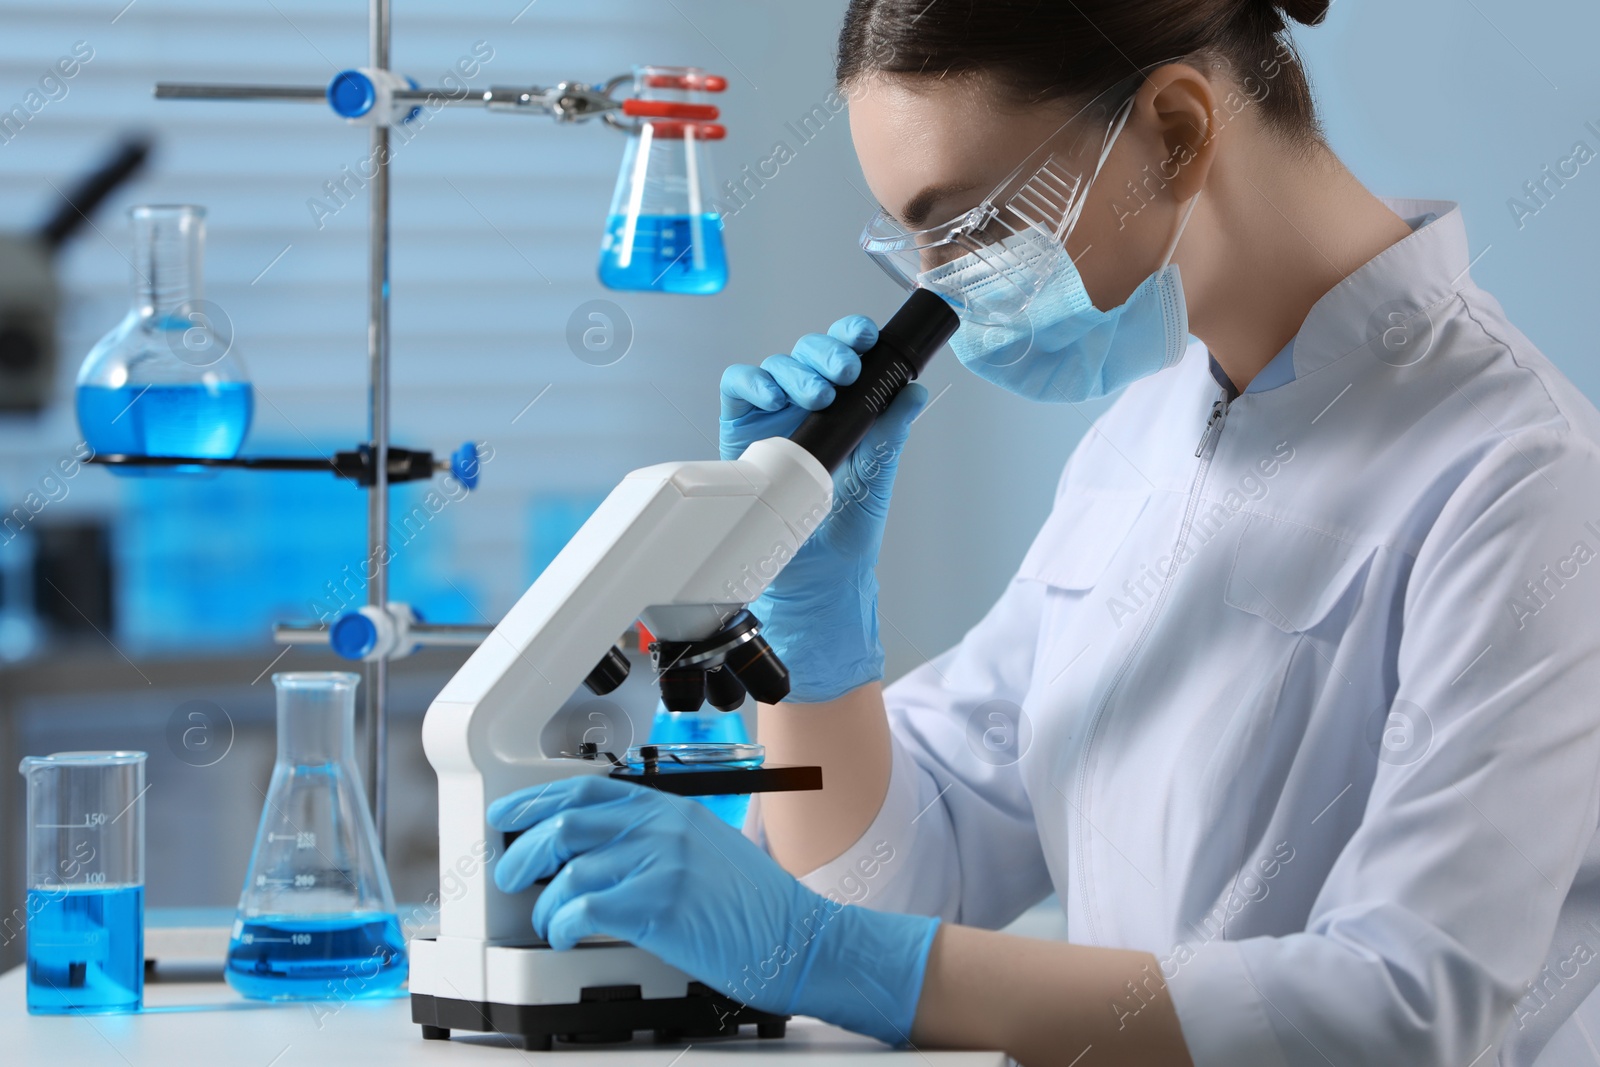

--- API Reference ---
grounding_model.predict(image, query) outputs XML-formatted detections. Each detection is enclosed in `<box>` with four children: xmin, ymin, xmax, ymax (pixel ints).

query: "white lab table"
<box><xmin>0</xmin><ymin>966</ymin><xmax>1007</xmax><ymax>1066</ymax></box>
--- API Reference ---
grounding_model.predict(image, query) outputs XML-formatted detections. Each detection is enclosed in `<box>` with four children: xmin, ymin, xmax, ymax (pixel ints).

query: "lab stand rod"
<box><xmin>272</xmin><ymin>622</ymin><xmax>494</xmax><ymax>647</ymax></box>
<box><xmin>153</xmin><ymin>85</ymin><xmax>327</xmax><ymax>101</ymax></box>
<box><xmin>371</xmin><ymin>0</ymin><xmax>389</xmax><ymax>73</ymax></box>
<box><xmin>154</xmin><ymin>83</ymin><xmax>555</xmax><ymax>107</ymax></box>
<box><xmin>366</xmin><ymin>0</ymin><xmax>392</xmax><ymax>853</ymax></box>
<box><xmin>152</xmin><ymin>84</ymin><xmax>636</xmax><ymax>120</ymax></box>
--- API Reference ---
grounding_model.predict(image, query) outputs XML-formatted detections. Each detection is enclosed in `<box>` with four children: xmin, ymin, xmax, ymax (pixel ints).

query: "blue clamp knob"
<box><xmin>326</xmin><ymin>69</ymin><xmax>421</xmax><ymax>124</ymax></box>
<box><xmin>327</xmin><ymin>70</ymin><xmax>377</xmax><ymax>118</ymax></box>
<box><xmin>451</xmin><ymin>442</ymin><xmax>482</xmax><ymax>490</ymax></box>
<box><xmin>329</xmin><ymin>611</ymin><xmax>378</xmax><ymax>660</ymax></box>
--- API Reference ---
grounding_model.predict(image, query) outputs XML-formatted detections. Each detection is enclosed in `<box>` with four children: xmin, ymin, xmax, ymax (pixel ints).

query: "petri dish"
<box><xmin>622</xmin><ymin>742</ymin><xmax>764</xmax><ymax>771</ymax></box>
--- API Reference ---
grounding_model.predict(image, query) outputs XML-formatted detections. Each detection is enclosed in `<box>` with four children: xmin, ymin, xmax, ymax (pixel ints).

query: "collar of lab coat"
<box><xmin>1288</xmin><ymin>198</ymin><xmax>1467</xmax><ymax>382</ymax></box>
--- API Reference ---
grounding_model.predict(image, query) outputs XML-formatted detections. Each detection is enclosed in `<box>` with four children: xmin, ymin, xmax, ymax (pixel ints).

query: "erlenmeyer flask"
<box><xmin>225</xmin><ymin>672</ymin><xmax>405</xmax><ymax>1000</ymax></box>
<box><xmin>645</xmin><ymin>703</ymin><xmax>755</xmax><ymax>828</ymax></box>
<box><xmin>75</xmin><ymin>205</ymin><xmax>252</xmax><ymax>474</ymax></box>
<box><xmin>599</xmin><ymin>65</ymin><xmax>728</xmax><ymax>295</ymax></box>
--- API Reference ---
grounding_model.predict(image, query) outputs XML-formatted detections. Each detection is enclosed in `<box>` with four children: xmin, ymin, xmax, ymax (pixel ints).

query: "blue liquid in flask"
<box><xmin>648</xmin><ymin>708</ymin><xmax>753</xmax><ymax>828</ymax></box>
<box><xmin>26</xmin><ymin>885</ymin><xmax>144</xmax><ymax>1015</ymax></box>
<box><xmin>599</xmin><ymin>213</ymin><xmax>727</xmax><ymax>295</ymax></box>
<box><xmin>225</xmin><ymin>912</ymin><xmax>407</xmax><ymax>1001</ymax></box>
<box><xmin>76</xmin><ymin>382</ymin><xmax>253</xmax><ymax>474</ymax></box>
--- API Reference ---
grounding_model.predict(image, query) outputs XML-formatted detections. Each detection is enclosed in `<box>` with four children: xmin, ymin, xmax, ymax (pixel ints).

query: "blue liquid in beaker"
<box><xmin>648</xmin><ymin>708</ymin><xmax>752</xmax><ymax>828</ymax></box>
<box><xmin>76</xmin><ymin>382</ymin><xmax>253</xmax><ymax>473</ymax></box>
<box><xmin>224</xmin><ymin>912</ymin><xmax>407</xmax><ymax>1001</ymax></box>
<box><xmin>599</xmin><ymin>213</ymin><xmax>728</xmax><ymax>295</ymax></box>
<box><xmin>25</xmin><ymin>885</ymin><xmax>144</xmax><ymax>1015</ymax></box>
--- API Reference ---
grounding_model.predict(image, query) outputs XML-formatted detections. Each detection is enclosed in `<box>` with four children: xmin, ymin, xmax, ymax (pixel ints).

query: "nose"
<box><xmin>918</xmin><ymin>242</ymin><xmax>970</xmax><ymax>275</ymax></box>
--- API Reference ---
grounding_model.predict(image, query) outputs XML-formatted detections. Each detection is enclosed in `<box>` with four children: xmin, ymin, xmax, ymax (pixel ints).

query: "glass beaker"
<box><xmin>599</xmin><ymin>65</ymin><xmax>728</xmax><ymax>295</ymax></box>
<box><xmin>225</xmin><ymin>672</ymin><xmax>406</xmax><ymax>1000</ymax></box>
<box><xmin>75</xmin><ymin>205</ymin><xmax>253</xmax><ymax>473</ymax></box>
<box><xmin>19</xmin><ymin>750</ymin><xmax>147</xmax><ymax>1015</ymax></box>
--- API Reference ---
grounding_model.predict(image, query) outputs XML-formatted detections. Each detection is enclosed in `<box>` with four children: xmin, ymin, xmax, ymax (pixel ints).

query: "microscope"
<box><xmin>410</xmin><ymin>289</ymin><xmax>957</xmax><ymax>1049</ymax></box>
<box><xmin>0</xmin><ymin>138</ymin><xmax>149</xmax><ymax>414</ymax></box>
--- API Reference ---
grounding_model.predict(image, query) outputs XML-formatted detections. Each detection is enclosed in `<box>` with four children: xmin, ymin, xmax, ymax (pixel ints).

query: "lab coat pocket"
<box><xmin>1224</xmin><ymin>516</ymin><xmax>1376</xmax><ymax>635</ymax></box>
<box><xmin>1018</xmin><ymin>491</ymin><xmax>1149</xmax><ymax>672</ymax></box>
<box><xmin>1197</xmin><ymin>518</ymin><xmax>1380</xmax><ymax>902</ymax></box>
<box><xmin>1017</xmin><ymin>491</ymin><xmax>1149</xmax><ymax>592</ymax></box>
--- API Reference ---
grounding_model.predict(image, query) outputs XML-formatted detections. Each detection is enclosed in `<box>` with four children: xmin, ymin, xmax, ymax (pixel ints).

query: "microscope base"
<box><xmin>411</xmin><ymin>988</ymin><xmax>787</xmax><ymax>1049</ymax></box>
<box><xmin>409</xmin><ymin>938</ymin><xmax>789</xmax><ymax>1049</ymax></box>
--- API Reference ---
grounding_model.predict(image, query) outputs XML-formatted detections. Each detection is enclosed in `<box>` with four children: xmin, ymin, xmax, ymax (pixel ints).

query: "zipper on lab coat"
<box><xmin>1195</xmin><ymin>391</ymin><xmax>1231</xmax><ymax>458</ymax></box>
<box><xmin>1070</xmin><ymin>385</ymin><xmax>1232</xmax><ymax>942</ymax></box>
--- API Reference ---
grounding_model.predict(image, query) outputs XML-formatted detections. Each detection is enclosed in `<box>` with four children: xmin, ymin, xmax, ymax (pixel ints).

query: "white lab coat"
<box><xmin>775</xmin><ymin>201</ymin><xmax>1600</xmax><ymax>1066</ymax></box>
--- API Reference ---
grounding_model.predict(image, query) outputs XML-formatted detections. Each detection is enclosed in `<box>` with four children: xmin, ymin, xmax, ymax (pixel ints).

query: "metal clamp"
<box><xmin>154</xmin><ymin>70</ymin><xmax>723</xmax><ymax>133</ymax></box>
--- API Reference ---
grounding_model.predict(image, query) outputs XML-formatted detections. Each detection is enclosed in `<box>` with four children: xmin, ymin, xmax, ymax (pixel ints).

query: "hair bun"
<box><xmin>1273</xmin><ymin>0</ymin><xmax>1330</xmax><ymax>25</ymax></box>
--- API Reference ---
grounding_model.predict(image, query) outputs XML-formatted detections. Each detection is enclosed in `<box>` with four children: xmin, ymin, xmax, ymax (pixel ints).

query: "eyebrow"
<box><xmin>896</xmin><ymin>179</ymin><xmax>982</xmax><ymax>229</ymax></box>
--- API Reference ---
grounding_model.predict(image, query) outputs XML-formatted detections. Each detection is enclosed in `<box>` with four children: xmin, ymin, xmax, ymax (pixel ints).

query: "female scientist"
<box><xmin>487</xmin><ymin>1</ymin><xmax>1600</xmax><ymax>1063</ymax></box>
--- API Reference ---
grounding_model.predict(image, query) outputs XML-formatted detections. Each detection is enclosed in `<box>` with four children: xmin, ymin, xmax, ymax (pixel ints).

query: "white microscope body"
<box><xmin>409</xmin><ymin>435</ymin><xmax>832</xmax><ymax>1044</ymax></box>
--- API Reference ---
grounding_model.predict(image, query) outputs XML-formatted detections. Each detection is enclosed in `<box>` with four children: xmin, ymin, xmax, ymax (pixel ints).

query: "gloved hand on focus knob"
<box><xmin>719</xmin><ymin>314</ymin><xmax>928</xmax><ymax>703</ymax></box>
<box><xmin>489</xmin><ymin>776</ymin><xmax>939</xmax><ymax>1044</ymax></box>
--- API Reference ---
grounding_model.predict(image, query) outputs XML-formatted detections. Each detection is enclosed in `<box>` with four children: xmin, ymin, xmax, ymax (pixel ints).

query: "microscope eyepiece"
<box><xmin>787</xmin><ymin>288</ymin><xmax>958</xmax><ymax>473</ymax></box>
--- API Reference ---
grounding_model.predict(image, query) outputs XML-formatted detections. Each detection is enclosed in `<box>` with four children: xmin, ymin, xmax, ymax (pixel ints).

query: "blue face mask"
<box><xmin>928</xmin><ymin>196</ymin><xmax>1199</xmax><ymax>404</ymax></box>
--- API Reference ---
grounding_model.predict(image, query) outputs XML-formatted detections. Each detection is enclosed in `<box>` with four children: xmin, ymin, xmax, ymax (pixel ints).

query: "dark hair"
<box><xmin>836</xmin><ymin>0</ymin><xmax>1330</xmax><ymax>139</ymax></box>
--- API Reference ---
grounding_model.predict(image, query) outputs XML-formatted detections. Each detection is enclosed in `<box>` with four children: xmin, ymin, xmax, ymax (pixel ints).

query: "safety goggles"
<box><xmin>858</xmin><ymin>70</ymin><xmax>1147</xmax><ymax>326</ymax></box>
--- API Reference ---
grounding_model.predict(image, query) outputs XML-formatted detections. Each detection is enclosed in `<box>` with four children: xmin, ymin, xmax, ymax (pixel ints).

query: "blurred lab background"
<box><xmin>0</xmin><ymin>0</ymin><xmax>1595</xmax><ymax>969</ymax></box>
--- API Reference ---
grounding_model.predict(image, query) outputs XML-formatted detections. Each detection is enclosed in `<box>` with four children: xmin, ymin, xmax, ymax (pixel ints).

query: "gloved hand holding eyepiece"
<box><xmin>720</xmin><ymin>314</ymin><xmax>928</xmax><ymax>704</ymax></box>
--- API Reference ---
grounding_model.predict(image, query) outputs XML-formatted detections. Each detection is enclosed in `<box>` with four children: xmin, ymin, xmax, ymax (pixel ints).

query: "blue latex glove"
<box><xmin>488</xmin><ymin>775</ymin><xmax>939</xmax><ymax>1045</ymax></box>
<box><xmin>720</xmin><ymin>315</ymin><xmax>929</xmax><ymax>703</ymax></box>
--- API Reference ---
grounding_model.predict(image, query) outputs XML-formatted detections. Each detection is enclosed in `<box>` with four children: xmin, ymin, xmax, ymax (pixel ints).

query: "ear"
<box><xmin>1130</xmin><ymin>63</ymin><xmax>1218</xmax><ymax>203</ymax></box>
